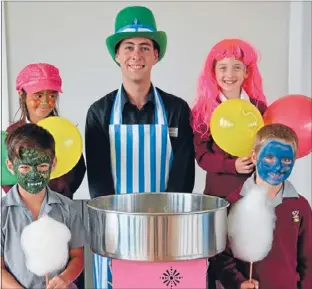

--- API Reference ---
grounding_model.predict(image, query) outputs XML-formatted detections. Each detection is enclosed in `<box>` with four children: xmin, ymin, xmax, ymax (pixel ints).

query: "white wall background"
<box><xmin>287</xmin><ymin>1</ymin><xmax>312</xmax><ymax>206</ymax></box>
<box><xmin>1</xmin><ymin>1</ymin><xmax>311</xmax><ymax>204</ymax></box>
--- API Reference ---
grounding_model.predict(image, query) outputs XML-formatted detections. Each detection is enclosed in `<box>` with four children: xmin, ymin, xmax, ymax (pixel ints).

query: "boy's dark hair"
<box><xmin>115</xmin><ymin>39</ymin><xmax>160</xmax><ymax>54</ymax></box>
<box><xmin>5</xmin><ymin>123</ymin><xmax>55</xmax><ymax>161</ymax></box>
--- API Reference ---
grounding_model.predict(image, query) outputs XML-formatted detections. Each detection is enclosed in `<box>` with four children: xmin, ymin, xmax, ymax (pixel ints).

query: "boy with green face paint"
<box><xmin>1</xmin><ymin>124</ymin><xmax>87</xmax><ymax>289</ymax></box>
<box><xmin>13</xmin><ymin>148</ymin><xmax>53</xmax><ymax>194</ymax></box>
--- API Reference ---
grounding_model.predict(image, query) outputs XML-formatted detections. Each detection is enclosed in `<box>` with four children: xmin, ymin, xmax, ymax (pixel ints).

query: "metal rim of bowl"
<box><xmin>86</xmin><ymin>192</ymin><xmax>230</xmax><ymax>216</ymax></box>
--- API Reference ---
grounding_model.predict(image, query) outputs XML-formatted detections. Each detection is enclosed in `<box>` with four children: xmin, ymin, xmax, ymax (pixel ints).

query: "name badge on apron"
<box><xmin>169</xmin><ymin>127</ymin><xmax>178</xmax><ymax>138</ymax></box>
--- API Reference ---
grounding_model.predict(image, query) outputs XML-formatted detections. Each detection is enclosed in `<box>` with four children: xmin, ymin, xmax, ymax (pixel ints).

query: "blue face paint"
<box><xmin>256</xmin><ymin>140</ymin><xmax>295</xmax><ymax>185</ymax></box>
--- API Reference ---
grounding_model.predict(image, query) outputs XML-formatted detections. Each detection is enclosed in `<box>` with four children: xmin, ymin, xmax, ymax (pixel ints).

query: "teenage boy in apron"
<box><xmin>85</xmin><ymin>5</ymin><xmax>195</xmax><ymax>289</ymax></box>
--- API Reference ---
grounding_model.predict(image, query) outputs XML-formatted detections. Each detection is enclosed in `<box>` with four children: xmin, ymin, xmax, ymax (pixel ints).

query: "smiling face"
<box><xmin>7</xmin><ymin>148</ymin><xmax>54</xmax><ymax>194</ymax></box>
<box><xmin>115</xmin><ymin>37</ymin><xmax>158</xmax><ymax>83</ymax></box>
<box><xmin>20</xmin><ymin>90</ymin><xmax>58</xmax><ymax>121</ymax></box>
<box><xmin>253</xmin><ymin>140</ymin><xmax>295</xmax><ymax>186</ymax></box>
<box><xmin>215</xmin><ymin>56</ymin><xmax>248</xmax><ymax>95</ymax></box>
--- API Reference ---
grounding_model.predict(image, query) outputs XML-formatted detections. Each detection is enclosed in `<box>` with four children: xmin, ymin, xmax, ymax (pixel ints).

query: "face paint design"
<box><xmin>13</xmin><ymin>148</ymin><xmax>52</xmax><ymax>194</ymax></box>
<box><xmin>28</xmin><ymin>90</ymin><xmax>57</xmax><ymax>109</ymax></box>
<box><xmin>256</xmin><ymin>140</ymin><xmax>295</xmax><ymax>185</ymax></box>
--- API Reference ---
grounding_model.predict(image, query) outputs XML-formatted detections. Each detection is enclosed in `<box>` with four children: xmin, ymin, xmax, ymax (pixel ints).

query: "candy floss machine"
<box><xmin>87</xmin><ymin>193</ymin><xmax>229</xmax><ymax>289</ymax></box>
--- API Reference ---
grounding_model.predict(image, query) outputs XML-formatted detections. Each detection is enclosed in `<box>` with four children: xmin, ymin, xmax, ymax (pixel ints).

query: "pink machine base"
<box><xmin>112</xmin><ymin>258</ymin><xmax>208</xmax><ymax>289</ymax></box>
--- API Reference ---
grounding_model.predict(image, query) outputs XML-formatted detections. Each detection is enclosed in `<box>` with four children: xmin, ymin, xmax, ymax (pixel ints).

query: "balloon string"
<box><xmin>249</xmin><ymin>262</ymin><xmax>253</xmax><ymax>281</ymax></box>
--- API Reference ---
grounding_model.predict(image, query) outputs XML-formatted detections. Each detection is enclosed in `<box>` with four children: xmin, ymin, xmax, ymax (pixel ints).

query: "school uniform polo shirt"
<box><xmin>239</xmin><ymin>173</ymin><xmax>299</xmax><ymax>206</ymax></box>
<box><xmin>1</xmin><ymin>185</ymin><xmax>88</xmax><ymax>289</ymax></box>
<box><xmin>215</xmin><ymin>174</ymin><xmax>312</xmax><ymax>289</ymax></box>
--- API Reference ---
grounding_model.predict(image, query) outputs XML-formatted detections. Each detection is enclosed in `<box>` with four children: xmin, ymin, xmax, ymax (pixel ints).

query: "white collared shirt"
<box><xmin>219</xmin><ymin>89</ymin><xmax>250</xmax><ymax>103</ymax></box>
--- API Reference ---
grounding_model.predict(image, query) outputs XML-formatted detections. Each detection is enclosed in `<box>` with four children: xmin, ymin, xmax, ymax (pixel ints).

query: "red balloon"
<box><xmin>263</xmin><ymin>94</ymin><xmax>312</xmax><ymax>159</ymax></box>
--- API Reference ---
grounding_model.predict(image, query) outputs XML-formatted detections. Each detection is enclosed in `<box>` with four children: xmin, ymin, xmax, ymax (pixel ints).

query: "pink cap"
<box><xmin>16</xmin><ymin>63</ymin><xmax>63</xmax><ymax>94</ymax></box>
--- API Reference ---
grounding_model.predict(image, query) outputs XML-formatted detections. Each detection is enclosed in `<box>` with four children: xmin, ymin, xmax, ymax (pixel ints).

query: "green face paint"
<box><xmin>42</xmin><ymin>91</ymin><xmax>48</xmax><ymax>105</ymax></box>
<box><xmin>13</xmin><ymin>148</ymin><xmax>52</xmax><ymax>194</ymax></box>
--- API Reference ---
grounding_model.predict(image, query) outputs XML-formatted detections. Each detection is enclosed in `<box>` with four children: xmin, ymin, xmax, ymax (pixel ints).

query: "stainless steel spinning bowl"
<box><xmin>87</xmin><ymin>193</ymin><xmax>229</xmax><ymax>261</ymax></box>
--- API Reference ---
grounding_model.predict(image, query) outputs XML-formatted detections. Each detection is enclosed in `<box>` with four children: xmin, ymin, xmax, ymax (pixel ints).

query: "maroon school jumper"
<box><xmin>2</xmin><ymin>120</ymin><xmax>86</xmax><ymax>199</ymax></box>
<box><xmin>214</xmin><ymin>175</ymin><xmax>312</xmax><ymax>289</ymax></box>
<box><xmin>194</xmin><ymin>97</ymin><xmax>267</xmax><ymax>197</ymax></box>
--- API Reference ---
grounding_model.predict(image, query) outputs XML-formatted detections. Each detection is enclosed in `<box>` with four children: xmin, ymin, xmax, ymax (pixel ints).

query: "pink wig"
<box><xmin>191</xmin><ymin>38</ymin><xmax>267</xmax><ymax>138</ymax></box>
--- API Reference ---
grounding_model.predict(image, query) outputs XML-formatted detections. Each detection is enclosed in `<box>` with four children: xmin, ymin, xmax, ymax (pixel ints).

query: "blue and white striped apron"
<box><xmin>93</xmin><ymin>85</ymin><xmax>174</xmax><ymax>288</ymax></box>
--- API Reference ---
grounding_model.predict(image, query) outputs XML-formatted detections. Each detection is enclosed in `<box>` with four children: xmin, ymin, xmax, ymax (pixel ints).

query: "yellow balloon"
<box><xmin>210</xmin><ymin>99</ymin><xmax>264</xmax><ymax>157</ymax></box>
<box><xmin>37</xmin><ymin>116</ymin><xmax>83</xmax><ymax>179</ymax></box>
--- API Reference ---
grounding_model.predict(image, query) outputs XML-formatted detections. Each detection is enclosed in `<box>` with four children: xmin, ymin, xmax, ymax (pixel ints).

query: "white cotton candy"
<box><xmin>228</xmin><ymin>184</ymin><xmax>276</xmax><ymax>263</ymax></box>
<box><xmin>21</xmin><ymin>215</ymin><xmax>71</xmax><ymax>276</ymax></box>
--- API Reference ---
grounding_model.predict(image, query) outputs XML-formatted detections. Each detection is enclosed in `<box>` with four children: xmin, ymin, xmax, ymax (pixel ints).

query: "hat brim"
<box><xmin>23</xmin><ymin>80</ymin><xmax>63</xmax><ymax>94</ymax></box>
<box><xmin>106</xmin><ymin>31</ymin><xmax>167</xmax><ymax>65</ymax></box>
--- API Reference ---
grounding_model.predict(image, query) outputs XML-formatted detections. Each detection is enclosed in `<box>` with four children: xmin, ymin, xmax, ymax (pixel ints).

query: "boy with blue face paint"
<box><xmin>256</xmin><ymin>140</ymin><xmax>295</xmax><ymax>187</ymax></box>
<box><xmin>215</xmin><ymin>123</ymin><xmax>312</xmax><ymax>289</ymax></box>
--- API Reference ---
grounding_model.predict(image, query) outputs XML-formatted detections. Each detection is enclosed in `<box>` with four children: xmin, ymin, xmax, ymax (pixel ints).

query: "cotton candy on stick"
<box><xmin>227</xmin><ymin>184</ymin><xmax>276</xmax><ymax>280</ymax></box>
<box><xmin>21</xmin><ymin>215</ymin><xmax>71</xmax><ymax>286</ymax></box>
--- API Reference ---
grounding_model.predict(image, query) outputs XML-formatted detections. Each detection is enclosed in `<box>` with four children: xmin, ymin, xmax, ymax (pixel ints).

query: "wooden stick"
<box><xmin>45</xmin><ymin>273</ymin><xmax>49</xmax><ymax>288</ymax></box>
<box><xmin>249</xmin><ymin>262</ymin><xmax>253</xmax><ymax>281</ymax></box>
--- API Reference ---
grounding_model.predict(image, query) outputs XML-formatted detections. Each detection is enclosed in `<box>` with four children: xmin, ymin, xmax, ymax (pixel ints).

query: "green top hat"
<box><xmin>106</xmin><ymin>6</ymin><xmax>167</xmax><ymax>65</ymax></box>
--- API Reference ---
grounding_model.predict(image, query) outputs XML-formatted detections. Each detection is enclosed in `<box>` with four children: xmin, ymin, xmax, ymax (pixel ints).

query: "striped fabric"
<box><xmin>93</xmin><ymin>85</ymin><xmax>173</xmax><ymax>288</ymax></box>
<box><xmin>109</xmin><ymin>124</ymin><xmax>173</xmax><ymax>193</ymax></box>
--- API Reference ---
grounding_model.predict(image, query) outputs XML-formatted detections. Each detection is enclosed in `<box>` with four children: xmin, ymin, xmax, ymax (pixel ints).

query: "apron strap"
<box><xmin>110</xmin><ymin>84</ymin><xmax>123</xmax><ymax>124</ymax></box>
<box><xmin>153</xmin><ymin>86</ymin><xmax>168</xmax><ymax>125</ymax></box>
<box><xmin>110</xmin><ymin>84</ymin><xmax>168</xmax><ymax>125</ymax></box>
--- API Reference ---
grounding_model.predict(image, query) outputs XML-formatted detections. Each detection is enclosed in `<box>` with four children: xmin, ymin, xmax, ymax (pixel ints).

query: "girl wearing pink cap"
<box><xmin>2</xmin><ymin>63</ymin><xmax>86</xmax><ymax>200</ymax></box>
<box><xmin>191</xmin><ymin>39</ymin><xmax>268</xmax><ymax>289</ymax></box>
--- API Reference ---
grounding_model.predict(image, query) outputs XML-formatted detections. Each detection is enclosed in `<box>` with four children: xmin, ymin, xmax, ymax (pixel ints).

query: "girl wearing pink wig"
<box><xmin>192</xmin><ymin>39</ymin><xmax>268</xmax><ymax>289</ymax></box>
<box><xmin>2</xmin><ymin>63</ymin><xmax>86</xmax><ymax>200</ymax></box>
<box><xmin>192</xmin><ymin>38</ymin><xmax>268</xmax><ymax>199</ymax></box>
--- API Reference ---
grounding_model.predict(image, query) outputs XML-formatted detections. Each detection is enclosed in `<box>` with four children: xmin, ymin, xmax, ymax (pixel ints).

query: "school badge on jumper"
<box><xmin>292</xmin><ymin>210</ymin><xmax>300</xmax><ymax>223</ymax></box>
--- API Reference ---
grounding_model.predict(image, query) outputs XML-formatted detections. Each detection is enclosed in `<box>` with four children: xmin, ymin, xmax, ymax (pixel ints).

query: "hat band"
<box><xmin>117</xmin><ymin>24</ymin><xmax>155</xmax><ymax>33</ymax></box>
